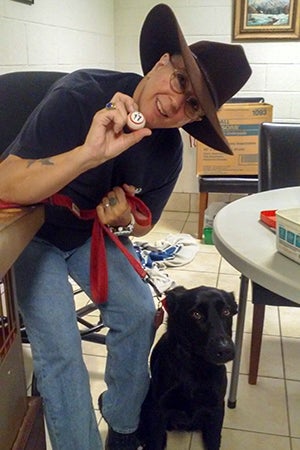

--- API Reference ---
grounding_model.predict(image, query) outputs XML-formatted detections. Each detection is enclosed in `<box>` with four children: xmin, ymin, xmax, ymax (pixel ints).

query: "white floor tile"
<box><xmin>83</xmin><ymin>353</ymin><xmax>107</xmax><ymax>410</ymax></box>
<box><xmin>167</xmin><ymin>431</ymin><xmax>196</xmax><ymax>449</ymax></box>
<box><xmin>219</xmin><ymin>257</ymin><xmax>240</xmax><ymax>275</ymax></box>
<box><xmin>184</xmin><ymin>250</ymin><xmax>221</xmax><ymax>273</ymax></box>
<box><xmin>224</xmin><ymin>375</ymin><xmax>289</xmax><ymax>436</ymax></box>
<box><xmin>239</xmin><ymin>332</ymin><xmax>284</xmax><ymax>379</ymax></box>
<box><xmin>168</xmin><ymin>268</ymin><xmax>218</xmax><ymax>288</ymax></box>
<box><xmin>160</xmin><ymin>210</ymin><xmax>189</xmax><ymax>221</ymax></box>
<box><xmin>286</xmin><ymin>380</ymin><xmax>300</xmax><ymax>437</ymax></box>
<box><xmin>292</xmin><ymin>438</ymin><xmax>300</xmax><ymax>450</ymax></box>
<box><xmin>187</xmin><ymin>212</ymin><xmax>199</xmax><ymax>223</ymax></box>
<box><xmin>217</xmin><ymin>273</ymin><xmax>243</xmax><ymax>299</ymax></box>
<box><xmin>280</xmin><ymin>307</ymin><xmax>300</xmax><ymax>338</ymax></box>
<box><xmin>243</xmin><ymin>303</ymin><xmax>280</xmax><ymax>336</ymax></box>
<box><xmin>282</xmin><ymin>337</ymin><xmax>300</xmax><ymax>381</ymax></box>
<box><xmin>221</xmin><ymin>428</ymin><xmax>291</xmax><ymax>450</ymax></box>
<box><xmin>151</xmin><ymin>219</ymin><xmax>186</xmax><ymax>234</ymax></box>
<box><xmin>198</xmin><ymin>241</ymin><xmax>220</xmax><ymax>254</ymax></box>
<box><xmin>182</xmin><ymin>220</ymin><xmax>198</xmax><ymax>237</ymax></box>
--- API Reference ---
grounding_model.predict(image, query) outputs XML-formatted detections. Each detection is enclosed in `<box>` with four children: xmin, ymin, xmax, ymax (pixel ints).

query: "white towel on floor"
<box><xmin>134</xmin><ymin>233</ymin><xmax>200</xmax><ymax>269</ymax></box>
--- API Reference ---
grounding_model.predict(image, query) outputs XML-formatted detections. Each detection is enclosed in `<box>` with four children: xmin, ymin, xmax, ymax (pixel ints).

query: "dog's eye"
<box><xmin>222</xmin><ymin>308</ymin><xmax>231</xmax><ymax>317</ymax></box>
<box><xmin>192</xmin><ymin>311</ymin><xmax>203</xmax><ymax>321</ymax></box>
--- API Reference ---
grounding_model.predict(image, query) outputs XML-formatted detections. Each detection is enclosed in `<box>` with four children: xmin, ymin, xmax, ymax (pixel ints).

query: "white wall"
<box><xmin>0</xmin><ymin>0</ymin><xmax>115</xmax><ymax>73</ymax></box>
<box><xmin>0</xmin><ymin>0</ymin><xmax>300</xmax><ymax>193</ymax></box>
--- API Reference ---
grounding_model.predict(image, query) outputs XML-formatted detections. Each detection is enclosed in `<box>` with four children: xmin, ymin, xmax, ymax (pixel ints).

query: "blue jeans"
<box><xmin>14</xmin><ymin>235</ymin><xmax>156</xmax><ymax>450</ymax></box>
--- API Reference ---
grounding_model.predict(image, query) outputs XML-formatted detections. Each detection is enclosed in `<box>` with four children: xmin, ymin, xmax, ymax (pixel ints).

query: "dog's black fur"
<box><xmin>138</xmin><ymin>285</ymin><xmax>238</xmax><ymax>450</ymax></box>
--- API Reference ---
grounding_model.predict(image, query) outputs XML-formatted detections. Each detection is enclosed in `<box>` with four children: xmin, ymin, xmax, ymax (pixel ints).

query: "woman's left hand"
<box><xmin>96</xmin><ymin>185</ymin><xmax>132</xmax><ymax>227</ymax></box>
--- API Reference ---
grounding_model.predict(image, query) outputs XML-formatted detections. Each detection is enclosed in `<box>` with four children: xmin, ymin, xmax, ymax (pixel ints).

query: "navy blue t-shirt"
<box><xmin>5</xmin><ymin>69</ymin><xmax>183</xmax><ymax>250</ymax></box>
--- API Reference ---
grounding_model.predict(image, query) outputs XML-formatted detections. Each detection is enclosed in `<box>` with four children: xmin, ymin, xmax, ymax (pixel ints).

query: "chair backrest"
<box><xmin>0</xmin><ymin>71</ymin><xmax>66</xmax><ymax>154</ymax></box>
<box><xmin>259</xmin><ymin>122</ymin><xmax>300</xmax><ymax>191</ymax></box>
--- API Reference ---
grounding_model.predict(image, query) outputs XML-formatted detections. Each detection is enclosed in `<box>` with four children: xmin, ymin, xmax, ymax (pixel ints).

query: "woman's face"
<box><xmin>134</xmin><ymin>53</ymin><xmax>203</xmax><ymax>130</ymax></box>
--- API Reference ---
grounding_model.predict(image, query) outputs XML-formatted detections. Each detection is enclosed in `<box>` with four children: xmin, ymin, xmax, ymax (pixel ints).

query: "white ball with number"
<box><xmin>127</xmin><ymin>111</ymin><xmax>146</xmax><ymax>130</ymax></box>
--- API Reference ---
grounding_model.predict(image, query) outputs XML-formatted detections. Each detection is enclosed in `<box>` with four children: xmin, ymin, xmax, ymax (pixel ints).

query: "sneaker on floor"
<box><xmin>98</xmin><ymin>392</ymin><xmax>144</xmax><ymax>450</ymax></box>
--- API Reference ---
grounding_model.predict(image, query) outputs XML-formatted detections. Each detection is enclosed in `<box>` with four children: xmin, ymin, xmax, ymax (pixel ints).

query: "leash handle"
<box><xmin>126</xmin><ymin>195</ymin><xmax>152</xmax><ymax>227</ymax></box>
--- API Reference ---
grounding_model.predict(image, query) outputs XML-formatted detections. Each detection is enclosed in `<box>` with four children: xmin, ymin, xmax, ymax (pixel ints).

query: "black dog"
<box><xmin>138</xmin><ymin>285</ymin><xmax>237</xmax><ymax>450</ymax></box>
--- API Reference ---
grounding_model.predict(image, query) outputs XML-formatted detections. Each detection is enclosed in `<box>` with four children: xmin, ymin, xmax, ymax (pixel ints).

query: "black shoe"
<box><xmin>98</xmin><ymin>391</ymin><xmax>105</xmax><ymax>416</ymax></box>
<box><xmin>98</xmin><ymin>392</ymin><xmax>144</xmax><ymax>450</ymax></box>
<box><xmin>105</xmin><ymin>426</ymin><xmax>144</xmax><ymax>450</ymax></box>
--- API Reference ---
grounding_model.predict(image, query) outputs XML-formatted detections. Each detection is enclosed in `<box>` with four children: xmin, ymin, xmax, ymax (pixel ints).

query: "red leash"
<box><xmin>90</xmin><ymin>204</ymin><xmax>151</xmax><ymax>303</ymax></box>
<box><xmin>0</xmin><ymin>194</ymin><xmax>158</xmax><ymax>304</ymax></box>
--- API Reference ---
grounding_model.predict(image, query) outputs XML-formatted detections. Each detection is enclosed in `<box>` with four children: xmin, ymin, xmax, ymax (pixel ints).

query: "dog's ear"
<box><xmin>165</xmin><ymin>286</ymin><xmax>187</xmax><ymax>314</ymax></box>
<box><xmin>224</xmin><ymin>292</ymin><xmax>238</xmax><ymax>316</ymax></box>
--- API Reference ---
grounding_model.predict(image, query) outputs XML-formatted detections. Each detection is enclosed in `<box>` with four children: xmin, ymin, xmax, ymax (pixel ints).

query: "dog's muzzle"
<box><xmin>207</xmin><ymin>337</ymin><xmax>235</xmax><ymax>365</ymax></box>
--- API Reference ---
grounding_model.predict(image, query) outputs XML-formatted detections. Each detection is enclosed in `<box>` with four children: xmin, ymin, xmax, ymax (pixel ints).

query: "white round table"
<box><xmin>213</xmin><ymin>186</ymin><xmax>300</xmax><ymax>407</ymax></box>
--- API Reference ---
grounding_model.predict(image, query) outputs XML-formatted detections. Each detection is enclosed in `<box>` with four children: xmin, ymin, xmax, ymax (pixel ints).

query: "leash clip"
<box><xmin>143</xmin><ymin>274</ymin><xmax>167</xmax><ymax>330</ymax></box>
<box><xmin>71</xmin><ymin>202</ymin><xmax>81</xmax><ymax>217</ymax></box>
<box><xmin>143</xmin><ymin>274</ymin><xmax>162</xmax><ymax>298</ymax></box>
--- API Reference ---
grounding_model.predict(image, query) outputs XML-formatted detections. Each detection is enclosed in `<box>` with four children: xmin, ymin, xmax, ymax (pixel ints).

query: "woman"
<box><xmin>0</xmin><ymin>4</ymin><xmax>251</xmax><ymax>449</ymax></box>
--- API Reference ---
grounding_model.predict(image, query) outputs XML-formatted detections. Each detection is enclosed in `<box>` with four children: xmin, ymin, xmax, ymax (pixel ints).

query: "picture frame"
<box><xmin>233</xmin><ymin>0</ymin><xmax>300</xmax><ymax>40</ymax></box>
<box><xmin>12</xmin><ymin>0</ymin><xmax>34</xmax><ymax>4</ymax></box>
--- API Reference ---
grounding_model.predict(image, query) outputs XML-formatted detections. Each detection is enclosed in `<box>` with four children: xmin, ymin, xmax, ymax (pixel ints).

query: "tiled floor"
<box><xmin>22</xmin><ymin>209</ymin><xmax>300</xmax><ymax>449</ymax></box>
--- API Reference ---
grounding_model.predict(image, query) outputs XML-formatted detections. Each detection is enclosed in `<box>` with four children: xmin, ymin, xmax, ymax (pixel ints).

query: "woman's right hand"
<box><xmin>82</xmin><ymin>92</ymin><xmax>151</xmax><ymax>168</ymax></box>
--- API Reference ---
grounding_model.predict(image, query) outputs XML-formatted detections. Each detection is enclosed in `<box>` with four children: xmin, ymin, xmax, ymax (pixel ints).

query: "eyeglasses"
<box><xmin>169</xmin><ymin>69</ymin><xmax>203</xmax><ymax>121</ymax></box>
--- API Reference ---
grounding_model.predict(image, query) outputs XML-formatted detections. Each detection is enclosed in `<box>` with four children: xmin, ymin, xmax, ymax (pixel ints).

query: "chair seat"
<box><xmin>197</xmin><ymin>176</ymin><xmax>258</xmax><ymax>238</ymax></box>
<box><xmin>252</xmin><ymin>282</ymin><xmax>300</xmax><ymax>307</ymax></box>
<box><xmin>199</xmin><ymin>175</ymin><xmax>258</xmax><ymax>193</ymax></box>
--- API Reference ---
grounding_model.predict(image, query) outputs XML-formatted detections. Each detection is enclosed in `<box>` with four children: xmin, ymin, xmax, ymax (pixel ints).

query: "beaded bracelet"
<box><xmin>108</xmin><ymin>213</ymin><xmax>135</xmax><ymax>236</ymax></box>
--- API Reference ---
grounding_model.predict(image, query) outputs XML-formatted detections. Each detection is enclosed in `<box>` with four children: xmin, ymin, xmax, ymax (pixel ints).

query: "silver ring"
<box><xmin>108</xmin><ymin>197</ymin><xmax>117</xmax><ymax>207</ymax></box>
<box><xmin>104</xmin><ymin>202</ymin><xmax>110</xmax><ymax>208</ymax></box>
<box><xmin>105</xmin><ymin>101</ymin><xmax>117</xmax><ymax>110</ymax></box>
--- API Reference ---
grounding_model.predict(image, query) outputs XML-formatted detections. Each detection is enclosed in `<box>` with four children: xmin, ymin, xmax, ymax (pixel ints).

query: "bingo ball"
<box><xmin>126</xmin><ymin>111</ymin><xmax>146</xmax><ymax>130</ymax></box>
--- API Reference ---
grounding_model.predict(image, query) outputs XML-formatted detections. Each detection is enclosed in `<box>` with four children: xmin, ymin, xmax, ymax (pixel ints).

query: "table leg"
<box><xmin>227</xmin><ymin>274</ymin><xmax>249</xmax><ymax>409</ymax></box>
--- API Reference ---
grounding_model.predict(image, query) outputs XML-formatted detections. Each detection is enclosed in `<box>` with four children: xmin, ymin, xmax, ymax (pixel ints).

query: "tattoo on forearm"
<box><xmin>27</xmin><ymin>158</ymin><xmax>54</xmax><ymax>168</ymax></box>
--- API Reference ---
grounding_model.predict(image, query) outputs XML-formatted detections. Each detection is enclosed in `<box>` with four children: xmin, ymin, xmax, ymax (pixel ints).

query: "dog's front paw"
<box><xmin>202</xmin><ymin>430</ymin><xmax>221</xmax><ymax>450</ymax></box>
<box><xmin>165</xmin><ymin>409</ymin><xmax>191</xmax><ymax>431</ymax></box>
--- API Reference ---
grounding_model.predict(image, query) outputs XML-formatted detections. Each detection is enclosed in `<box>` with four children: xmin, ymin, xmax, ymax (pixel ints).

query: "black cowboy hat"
<box><xmin>139</xmin><ymin>3</ymin><xmax>252</xmax><ymax>154</ymax></box>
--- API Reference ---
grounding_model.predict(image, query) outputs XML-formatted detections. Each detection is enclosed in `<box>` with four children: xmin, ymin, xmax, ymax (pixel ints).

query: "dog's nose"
<box><xmin>214</xmin><ymin>339</ymin><xmax>235</xmax><ymax>364</ymax></box>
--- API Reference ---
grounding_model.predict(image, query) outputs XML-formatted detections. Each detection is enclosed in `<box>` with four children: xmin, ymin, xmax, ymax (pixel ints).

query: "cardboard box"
<box><xmin>196</xmin><ymin>102</ymin><xmax>273</xmax><ymax>175</ymax></box>
<box><xmin>276</xmin><ymin>208</ymin><xmax>300</xmax><ymax>264</ymax></box>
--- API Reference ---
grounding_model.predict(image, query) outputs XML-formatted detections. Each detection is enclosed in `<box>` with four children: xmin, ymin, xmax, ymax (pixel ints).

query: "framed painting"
<box><xmin>233</xmin><ymin>0</ymin><xmax>300</xmax><ymax>40</ymax></box>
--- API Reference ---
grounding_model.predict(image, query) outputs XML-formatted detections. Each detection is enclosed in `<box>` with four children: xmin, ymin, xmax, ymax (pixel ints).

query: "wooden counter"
<box><xmin>0</xmin><ymin>206</ymin><xmax>45</xmax><ymax>450</ymax></box>
<box><xmin>0</xmin><ymin>206</ymin><xmax>44</xmax><ymax>278</ymax></box>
